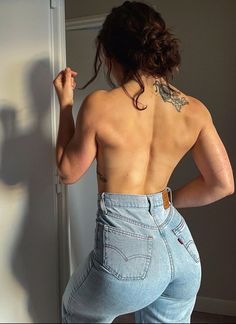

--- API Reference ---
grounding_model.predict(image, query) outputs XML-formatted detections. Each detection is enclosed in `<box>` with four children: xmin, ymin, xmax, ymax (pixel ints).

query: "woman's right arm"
<box><xmin>172</xmin><ymin>101</ymin><xmax>235</xmax><ymax>208</ymax></box>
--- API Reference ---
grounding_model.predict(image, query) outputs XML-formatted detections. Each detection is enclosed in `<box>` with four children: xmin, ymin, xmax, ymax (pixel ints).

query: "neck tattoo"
<box><xmin>153</xmin><ymin>79</ymin><xmax>189</xmax><ymax>112</ymax></box>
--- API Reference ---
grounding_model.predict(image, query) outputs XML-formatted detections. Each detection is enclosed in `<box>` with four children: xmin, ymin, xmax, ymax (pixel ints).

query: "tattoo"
<box><xmin>153</xmin><ymin>79</ymin><xmax>189</xmax><ymax>112</ymax></box>
<box><xmin>96</xmin><ymin>169</ymin><xmax>108</xmax><ymax>183</ymax></box>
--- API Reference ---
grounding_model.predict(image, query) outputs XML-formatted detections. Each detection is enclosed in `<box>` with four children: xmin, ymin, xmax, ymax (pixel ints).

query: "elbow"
<box><xmin>60</xmin><ymin>177</ymin><xmax>70</xmax><ymax>185</ymax></box>
<box><xmin>205</xmin><ymin>180</ymin><xmax>234</xmax><ymax>199</ymax></box>
<box><xmin>209</xmin><ymin>173</ymin><xmax>235</xmax><ymax>197</ymax></box>
<box><xmin>225</xmin><ymin>184</ymin><xmax>235</xmax><ymax>196</ymax></box>
<box><xmin>59</xmin><ymin>175</ymin><xmax>79</xmax><ymax>185</ymax></box>
<box><xmin>60</xmin><ymin>176</ymin><xmax>72</xmax><ymax>185</ymax></box>
<box><xmin>57</xmin><ymin>170</ymin><xmax>71</xmax><ymax>185</ymax></box>
<box><xmin>57</xmin><ymin>167</ymin><xmax>73</xmax><ymax>185</ymax></box>
<box><xmin>226</xmin><ymin>176</ymin><xmax>235</xmax><ymax>195</ymax></box>
<box><xmin>221</xmin><ymin>181</ymin><xmax>235</xmax><ymax>196</ymax></box>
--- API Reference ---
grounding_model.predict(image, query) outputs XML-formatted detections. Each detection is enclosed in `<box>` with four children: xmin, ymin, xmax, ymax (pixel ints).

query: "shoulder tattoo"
<box><xmin>153</xmin><ymin>79</ymin><xmax>189</xmax><ymax>112</ymax></box>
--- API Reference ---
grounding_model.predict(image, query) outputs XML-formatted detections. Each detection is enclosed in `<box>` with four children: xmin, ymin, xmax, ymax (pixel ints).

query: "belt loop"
<box><xmin>100</xmin><ymin>192</ymin><xmax>107</xmax><ymax>214</ymax></box>
<box><xmin>166</xmin><ymin>187</ymin><xmax>173</xmax><ymax>205</ymax></box>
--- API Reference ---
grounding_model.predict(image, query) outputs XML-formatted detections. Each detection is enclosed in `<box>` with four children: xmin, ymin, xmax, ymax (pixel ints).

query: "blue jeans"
<box><xmin>62</xmin><ymin>187</ymin><xmax>202</xmax><ymax>323</ymax></box>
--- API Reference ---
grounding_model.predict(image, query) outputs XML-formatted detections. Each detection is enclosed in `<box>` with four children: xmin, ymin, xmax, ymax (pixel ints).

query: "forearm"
<box><xmin>172</xmin><ymin>174</ymin><xmax>231</xmax><ymax>208</ymax></box>
<box><xmin>56</xmin><ymin>105</ymin><xmax>75</xmax><ymax>168</ymax></box>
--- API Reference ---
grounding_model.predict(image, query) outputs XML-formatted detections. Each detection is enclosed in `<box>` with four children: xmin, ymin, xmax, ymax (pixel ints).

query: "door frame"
<box><xmin>49</xmin><ymin>0</ymin><xmax>70</xmax><ymax>313</ymax></box>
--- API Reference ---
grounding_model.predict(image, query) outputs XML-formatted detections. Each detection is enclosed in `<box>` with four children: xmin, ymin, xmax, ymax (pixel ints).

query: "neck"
<box><xmin>123</xmin><ymin>74</ymin><xmax>168</xmax><ymax>94</ymax></box>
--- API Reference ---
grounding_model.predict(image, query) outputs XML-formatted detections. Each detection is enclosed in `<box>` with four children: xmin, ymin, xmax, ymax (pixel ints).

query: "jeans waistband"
<box><xmin>97</xmin><ymin>187</ymin><xmax>173</xmax><ymax>213</ymax></box>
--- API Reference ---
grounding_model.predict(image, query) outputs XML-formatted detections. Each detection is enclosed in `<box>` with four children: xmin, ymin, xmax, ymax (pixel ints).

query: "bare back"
<box><xmin>95</xmin><ymin>81</ymin><xmax>201</xmax><ymax>194</ymax></box>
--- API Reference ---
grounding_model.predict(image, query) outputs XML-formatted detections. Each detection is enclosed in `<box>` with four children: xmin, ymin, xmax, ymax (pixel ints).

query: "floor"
<box><xmin>112</xmin><ymin>311</ymin><xmax>236</xmax><ymax>323</ymax></box>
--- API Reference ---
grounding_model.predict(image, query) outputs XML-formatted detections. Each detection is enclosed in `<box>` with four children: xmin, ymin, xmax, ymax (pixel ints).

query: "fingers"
<box><xmin>65</xmin><ymin>67</ymin><xmax>77</xmax><ymax>76</ymax></box>
<box><xmin>71</xmin><ymin>71</ymin><xmax>78</xmax><ymax>77</ymax></box>
<box><xmin>72</xmin><ymin>81</ymin><xmax>77</xmax><ymax>90</ymax></box>
<box><xmin>53</xmin><ymin>67</ymin><xmax>78</xmax><ymax>86</ymax></box>
<box><xmin>64</xmin><ymin>67</ymin><xmax>78</xmax><ymax>84</ymax></box>
<box><xmin>53</xmin><ymin>71</ymin><xmax>63</xmax><ymax>85</ymax></box>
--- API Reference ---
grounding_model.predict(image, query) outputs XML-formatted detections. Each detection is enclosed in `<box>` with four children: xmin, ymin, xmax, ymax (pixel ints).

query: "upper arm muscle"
<box><xmin>190</xmin><ymin>101</ymin><xmax>234</xmax><ymax>192</ymax></box>
<box><xmin>59</xmin><ymin>90</ymin><xmax>106</xmax><ymax>184</ymax></box>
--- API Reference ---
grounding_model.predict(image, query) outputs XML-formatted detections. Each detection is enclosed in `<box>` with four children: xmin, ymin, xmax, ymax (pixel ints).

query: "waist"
<box><xmin>97</xmin><ymin>187</ymin><xmax>172</xmax><ymax>209</ymax></box>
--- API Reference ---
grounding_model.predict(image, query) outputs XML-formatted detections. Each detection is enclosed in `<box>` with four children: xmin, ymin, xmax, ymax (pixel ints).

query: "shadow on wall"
<box><xmin>0</xmin><ymin>59</ymin><xmax>58</xmax><ymax>323</ymax></box>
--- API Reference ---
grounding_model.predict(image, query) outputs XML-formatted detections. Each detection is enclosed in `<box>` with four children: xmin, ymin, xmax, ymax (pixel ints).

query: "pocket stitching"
<box><xmin>103</xmin><ymin>225</ymin><xmax>153</xmax><ymax>280</ymax></box>
<box><xmin>172</xmin><ymin>216</ymin><xmax>185</xmax><ymax>234</ymax></box>
<box><xmin>172</xmin><ymin>220</ymin><xmax>200</xmax><ymax>263</ymax></box>
<box><xmin>186</xmin><ymin>240</ymin><xmax>200</xmax><ymax>263</ymax></box>
<box><xmin>104</xmin><ymin>223</ymin><xmax>153</xmax><ymax>240</ymax></box>
<box><xmin>104</xmin><ymin>243</ymin><xmax>152</xmax><ymax>280</ymax></box>
<box><xmin>104</xmin><ymin>243</ymin><xmax>151</xmax><ymax>261</ymax></box>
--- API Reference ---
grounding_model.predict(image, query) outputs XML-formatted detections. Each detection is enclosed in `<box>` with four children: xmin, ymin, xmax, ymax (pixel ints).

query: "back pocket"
<box><xmin>171</xmin><ymin>212</ymin><xmax>200</xmax><ymax>264</ymax></box>
<box><xmin>97</xmin><ymin>223</ymin><xmax>153</xmax><ymax>281</ymax></box>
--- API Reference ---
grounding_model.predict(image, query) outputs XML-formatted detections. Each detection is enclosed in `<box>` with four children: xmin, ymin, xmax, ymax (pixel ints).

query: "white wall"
<box><xmin>0</xmin><ymin>0</ymin><xmax>67</xmax><ymax>322</ymax></box>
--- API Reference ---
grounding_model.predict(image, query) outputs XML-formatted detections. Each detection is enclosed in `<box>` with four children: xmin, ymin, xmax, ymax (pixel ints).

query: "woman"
<box><xmin>53</xmin><ymin>1</ymin><xmax>234</xmax><ymax>323</ymax></box>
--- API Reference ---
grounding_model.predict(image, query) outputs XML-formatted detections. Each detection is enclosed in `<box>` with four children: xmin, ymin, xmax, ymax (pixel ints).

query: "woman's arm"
<box><xmin>172</xmin><ymin>102</ymin><xmax>234</xmax><ymax>208</ymax></box>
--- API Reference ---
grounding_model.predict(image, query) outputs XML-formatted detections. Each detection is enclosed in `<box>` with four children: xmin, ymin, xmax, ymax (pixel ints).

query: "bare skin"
<box><xmin>95</xmin><ymin>73</ymin><xmax>234</xmax><ymax>207</ymax></box>
<box><xmin>56</xmin><ymin>61</ymin><xmax>234</xmax><ymax>208</ymax></box>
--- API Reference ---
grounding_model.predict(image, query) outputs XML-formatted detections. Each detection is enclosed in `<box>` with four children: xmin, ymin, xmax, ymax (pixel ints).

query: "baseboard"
<box><xmin>194</xmin><ymin>296</ymin><xmax>236</xmax><ymax>316</ymax></box>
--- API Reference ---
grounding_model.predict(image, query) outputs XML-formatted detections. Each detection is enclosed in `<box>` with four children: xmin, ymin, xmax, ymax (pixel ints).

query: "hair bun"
<box><xmin>141</xmin><ymin>26</ymin><xmax>177</xmax><ymax>54</ymax></box>
<box><xmin>142</xmin><ymin>26</ymin><xmax>166</xmax><ymax>46</ymax></box>
<box><xmin>80</xmin><ymin>1</ymin><xmax>182</xmax><ymax>110</ymax></box>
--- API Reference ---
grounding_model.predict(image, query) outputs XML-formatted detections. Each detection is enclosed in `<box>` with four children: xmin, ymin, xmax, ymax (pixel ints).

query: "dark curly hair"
<box><xmin>76</xmin><ymin>1</ymin><xmax>181</xmax><ymax>110</ymax></box>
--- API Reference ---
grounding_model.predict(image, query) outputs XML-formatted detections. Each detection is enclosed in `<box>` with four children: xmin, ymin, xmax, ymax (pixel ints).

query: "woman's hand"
<box><xmin>53</xmin><ymin>67</ymin><xmax>78</xmax><ymax>107</ymax></box>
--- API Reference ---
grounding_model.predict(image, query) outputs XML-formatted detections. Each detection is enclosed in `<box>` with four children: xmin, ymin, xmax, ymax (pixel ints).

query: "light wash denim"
<box><xmin>62</xmin><ymin>187</ymin><xmax>202</xmax><ymax>323</ymax></box>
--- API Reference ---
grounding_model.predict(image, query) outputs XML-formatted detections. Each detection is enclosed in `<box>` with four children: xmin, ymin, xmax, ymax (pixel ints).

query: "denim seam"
<box><xmin>62</xmin><ymin>313</ymin><xmax>70</xmax><ymax>323</ymax></box>
<box><xmin>161</xmin><ymin>293</ymin><xmax>190</xmax><ymax>301</ymax></box>
<box><xmin>102</xmin><ymin>204</ymin><xmax>174</xmax><ymax>231</ymax></box>
<box><xmin>139</xmin><ymin>307</ymin><xmax>144</xmax><ymax>323</ymax></box>
<box><xmin>161</xmin><ymin>234</ymin><xmax>175</xmax><ymax>281</ymax></box>
<box><xmin>172</xmin><ymin>217</ymin><xmax>185</xmax><ymax>235</ymax></box>
<box><xmin>186</xmin><ymin>240</ymin><xmax>194</xmax><ymax>248</ymax></box>
<box><xmin>67</xmin><ymin>263</ymin><xmax>94</xmax><ymax>316</ymax></box>
<box><xmin>103</xmin><ymin>202</ymin><xmax>164</xmax><ymax>208</ymax></box>
<box><xmin>62</xmin><ymin>302</ymin><xmax>70</xmax><ymax>323</ymax></box>
<box><xmin>102</xmin><ymin>212</ymin><xmax>159</xmax><ymax>230</ymax></box>
<box><xmin>151</xmin><ymin>214</ymin><xmax>175</xmax><ymax>281</ymax></box>
<box><xmin>186</xmin><ymin>240</ymin><xmax>200</xmax><ymax>263</ymax></box>
<box><xmin>104</xmin><ymin>223</ymin><xmax>154</xmax><ymax>240</ymax></box>
<box><xmin>158</xmin><ymin>204</ymin><xmax>174</xmax><ymax>229</ymax></box>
